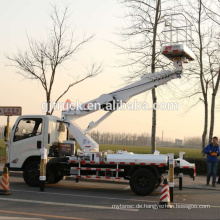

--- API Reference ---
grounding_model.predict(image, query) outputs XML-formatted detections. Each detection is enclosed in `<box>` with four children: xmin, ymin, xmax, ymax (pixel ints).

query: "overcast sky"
<box><xmin>0</xmin><ymin>0</ymin><xmax>218</xmax><ymax>141</ymax></box>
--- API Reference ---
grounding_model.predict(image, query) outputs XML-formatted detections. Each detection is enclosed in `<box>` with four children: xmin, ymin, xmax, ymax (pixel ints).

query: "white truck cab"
<box><xmin>8</xmin><ymin>115</ymin><xmax>68</xmax><ymax>169</ymax></box>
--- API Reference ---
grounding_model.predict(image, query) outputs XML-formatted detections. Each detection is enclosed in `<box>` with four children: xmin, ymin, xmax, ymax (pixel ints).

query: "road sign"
<box><xmin>0</xmin><ymin>106</ymin><xmax>22</xmax><ymax>165</ymax></box>
<box><xmin>0</xmin><ymin>106</ymin><xmax>22</xmax><ymax>116</ymax></box>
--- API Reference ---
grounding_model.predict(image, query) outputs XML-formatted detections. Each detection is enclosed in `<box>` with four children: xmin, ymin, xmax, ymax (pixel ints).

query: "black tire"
<box><xmin>129</xmin><ymin>168</ymin><xmax>157</xmax><ymax>196</ymax></box>
<box><xmin>23</xmin><ymin>160</ymin><xmax>40</xmax><ymax>187</ymax></box>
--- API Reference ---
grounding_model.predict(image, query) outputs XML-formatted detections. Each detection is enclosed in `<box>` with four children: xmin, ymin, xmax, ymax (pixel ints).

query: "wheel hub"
<box><xmin>137</xmin><ymin>176</ymin><xmax>150</xmax><ymax>188</ymax></box>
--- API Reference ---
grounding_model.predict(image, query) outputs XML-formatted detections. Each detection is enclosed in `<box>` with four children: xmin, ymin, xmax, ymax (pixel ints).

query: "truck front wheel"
<box><xmin>23</xmin><ymin>160</ymin><xmax>40</xmax><ymax>187</ymax></box>
<box><xmin>129</xmin><ymin>168</ymin><xmax>157</xmax><ymax>196</ymax></box>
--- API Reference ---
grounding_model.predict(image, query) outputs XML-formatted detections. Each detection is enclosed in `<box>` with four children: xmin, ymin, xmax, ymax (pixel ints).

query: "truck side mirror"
<box><xmin>4</xmin><ymin>126</ymin><xmax>7</xmax><ymax>141</ymax></box>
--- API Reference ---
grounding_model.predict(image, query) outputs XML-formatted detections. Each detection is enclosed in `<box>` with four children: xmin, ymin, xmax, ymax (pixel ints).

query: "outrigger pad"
<box><xmin>161</xmin><ymin>44</ymin><xmax>195</xmax><ymax>61</ymax></box>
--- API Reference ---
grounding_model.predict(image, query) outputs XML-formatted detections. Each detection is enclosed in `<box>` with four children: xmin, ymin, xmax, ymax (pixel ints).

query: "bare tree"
<box><xmin>186</xmin><ymin>0</ymin><xmax>209</xmax><ymax>154</ymax></box>
<box><xmin>90</xmin><ymin>130</ymin><xmax>207</xmax><ymax>149</ymax></box>
<box><xmin>201</xmin><ymin>0</ymin><xmax>220</xmax><ymax>143</ymax></box>
<box><xmin>176</xmin><ymin>0</ymin><xmax>220</xmax><ymax>154</ymax></box>
<box><xmin>118</xmin><ymin>0</ymin><xmax>175</xmax><ymax>153</ymax></box>
<box><xmin>151</xmin><ymin>0</ymin><xmax>161</xmax><ymax>153</ymax></box>
<box><xmin>184</xmin><ymin>136</ymin><xmax>202</xmax><ymax>149</ymax></box>
<box><xmin>90</xmin><ymin>130</ymin><xmax>151</xmax><ymax>146</ymax></box>
<box><xmin>118</xmin><ymin>0</ymin><xmax>220</xmax><ymax>155</ymax></box>
<box><xmin>7</xmin><ymin>4</ymin><xmax>102</xmax><ymax>115</ymax></box>
<box><xmin>197</xmin><ymin>0</ymin><xmax>209</xmax><ymax>152</ymax></box>
<box><xmin>207</xmin><ymin>47</ymin><xmax>220</xmax><ymax>143</ymax></box>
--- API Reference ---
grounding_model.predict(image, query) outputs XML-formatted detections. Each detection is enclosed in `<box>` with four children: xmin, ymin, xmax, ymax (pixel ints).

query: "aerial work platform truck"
<box><xmin>5</xmin><ymin>44</ymin><xmax>196</xmax><ymax>195</ymax></box>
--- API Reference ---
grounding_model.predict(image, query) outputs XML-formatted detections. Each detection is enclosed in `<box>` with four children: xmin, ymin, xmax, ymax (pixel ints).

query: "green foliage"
<box><xmin>185</xmin><ymin>157</ymin><xmax>220</xmax><ymax>175</ymax></box>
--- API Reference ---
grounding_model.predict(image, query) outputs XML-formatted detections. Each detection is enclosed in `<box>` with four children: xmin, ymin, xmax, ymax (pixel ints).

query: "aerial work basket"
<box><xmin>161</xmin><ymin>44</ymin><xmax>195</xmax><ymax>62</ymax></box>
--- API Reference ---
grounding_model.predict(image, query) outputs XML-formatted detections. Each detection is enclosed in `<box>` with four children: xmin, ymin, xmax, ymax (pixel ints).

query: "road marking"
<box><xmin>11</xmin><ymin>189</ymin><xmax>158</xmax><ymax>203</ymax></box>
<box><xmin>1</xmin><ymin>190</ymin><xmax>219</xmax><ymax>210</ymax></box>
<box><xmin>0</xmin><ymin>198</ymin><xmax>138</xmax><ymax>212</ymax></box>
<box><xmin>10</xmin><ymin>186</ymin><xmax>220</xmax><ymax>208</ymax></box>
<box><xmin>0</xmin><ymin>210</ymin><xmax>87</xmax><ymax>220</ymax></box>
<box><xmin>0</xmin><ymin>217</ymin><xmax>43</xmax><ymax>220</ymax></box>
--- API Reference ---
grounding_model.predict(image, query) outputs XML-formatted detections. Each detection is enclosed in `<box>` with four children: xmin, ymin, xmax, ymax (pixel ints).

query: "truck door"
<box><xmin>9</xmin><ymin>117</ymin><xmax>44</xmax><ymax>169</ymax></box>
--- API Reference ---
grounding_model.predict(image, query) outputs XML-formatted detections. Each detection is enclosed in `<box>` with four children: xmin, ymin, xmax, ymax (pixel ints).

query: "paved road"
<box><xmin>0</xmin><ymin>176</ymin><xmax>219</xmax><ymax>220</ymax></box>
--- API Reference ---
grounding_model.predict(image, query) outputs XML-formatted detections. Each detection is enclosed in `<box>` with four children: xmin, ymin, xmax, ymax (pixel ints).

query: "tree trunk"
<box><xmin>46</xmin><ymin>93</ymin><xmax>51</xmax><ymax>115</ymax></box>
<box><xmin>198</xmin><ymin>0</ymin><xmax>207</xmax><ymax>157</ymax></box>
<box><xmin>151</xmin><ymin>88</ymin><xmax>157</xmax><ymax>153</ymax></box>
<box><xmin>208</xmin><ymin>69</ymin><xmax>220</xmax><ymax>143</ymax></box>
<box><xmin>150</xmin><ymin>0</ymin><xmax>160</xmax><ymax>153</ymax></box>
<box><xmin>202</xmin><ymin>98</ymin><xmax>208</xmax><ymax>152</ymax></box>
<box><xmin>208</xmin><ymin>94</ymin><xmax>215</xmax><ymax>143</ymax></box>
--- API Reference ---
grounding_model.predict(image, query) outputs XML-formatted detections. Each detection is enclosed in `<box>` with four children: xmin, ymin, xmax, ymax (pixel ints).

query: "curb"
<box><xmin>180</xmin><ymin>185</ymin><xmax>220</xmax><ymax>191</ymax></box>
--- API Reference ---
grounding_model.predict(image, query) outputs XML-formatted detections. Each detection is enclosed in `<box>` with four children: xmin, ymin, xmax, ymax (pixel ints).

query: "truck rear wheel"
<box><xmin>129</xmin><ymin>168</ymin><xmax>157</xmax><ymax>196</ymax></box>
<box><xmin>23</xmin><ymin>160</ymin><xmax>40</xmax><ymax>187</ymax></box>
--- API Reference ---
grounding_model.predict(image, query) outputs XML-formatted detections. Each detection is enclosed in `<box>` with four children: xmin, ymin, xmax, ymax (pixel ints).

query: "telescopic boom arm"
<box><xmin>61</xmin><ymin>44</ymin><xmax>195</xmax><ymax>152</ymax></box>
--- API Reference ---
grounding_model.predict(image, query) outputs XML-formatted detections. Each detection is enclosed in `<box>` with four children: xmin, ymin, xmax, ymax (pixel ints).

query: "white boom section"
<box><xmin>62</xmin><ymin>69</ymin><xmax>180</xmax><ymax>152</ymax></box>
<box><xmin>62</xmin><ymin>70</ymin><xmax>179</xmax><ymax>120</ymax></box>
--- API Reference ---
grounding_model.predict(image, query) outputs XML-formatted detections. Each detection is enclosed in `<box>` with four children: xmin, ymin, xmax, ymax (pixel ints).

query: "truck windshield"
<box><xmin>13</xmin><ymin>118</ymin><xmax>43</xmax><ymax>142</ymax></box>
